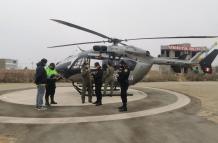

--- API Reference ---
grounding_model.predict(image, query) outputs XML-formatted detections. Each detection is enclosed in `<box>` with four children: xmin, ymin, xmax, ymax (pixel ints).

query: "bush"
<box><xmin>143</xmin><ymin>71</ymin><xmax>178</xmax><ymax>82</ymax></box>
<box><xmin>185</xmin><ymin>72</ymin><xmax>218</xmax><ymax>81</ymax></box>
<box><xmin>143</xmin><ymin>70</ymin><xmax>218</xmax><ymax>82</ymax></box>
<box><xmin>0</xmin><ymin>69</ymin><xmax>35</xmax><ymax>83</ymax></box>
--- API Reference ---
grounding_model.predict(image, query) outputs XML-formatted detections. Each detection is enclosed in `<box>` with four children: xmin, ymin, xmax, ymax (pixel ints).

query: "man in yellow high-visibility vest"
<box><xmin>45</xmin><ymin>63</ymin><xmax>59</xmax><ymax>106</ymax></box>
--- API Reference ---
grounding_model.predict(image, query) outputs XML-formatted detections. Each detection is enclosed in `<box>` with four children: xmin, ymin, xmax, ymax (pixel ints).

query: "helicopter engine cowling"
<box><xmin>93</xmin><ymin>45</ymin><xmax>107</xmax><ymax>52</ymax></box>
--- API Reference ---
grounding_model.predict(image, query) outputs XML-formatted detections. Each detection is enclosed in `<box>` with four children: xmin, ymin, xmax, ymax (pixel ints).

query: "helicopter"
<box><xmin>48</xmin><ymin>19</ymin><xmax>218</xmax><ymax>93</ymax></box>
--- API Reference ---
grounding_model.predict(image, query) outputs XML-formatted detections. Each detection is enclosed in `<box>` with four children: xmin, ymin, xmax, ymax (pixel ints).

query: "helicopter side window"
<box><xmin>71</xmin><ymin>57</ymin><xmax>86</xmax><ymax>69</ymax></box>
<box><xmin>145</xmin><ymin>51</ymin><xmax>150</xmax><ymax>57</ymax></box>
<box><xmin>111</xmin><ymin>59</ymin><xmax>136</xmax><ymax>71</ymax></box>
<box><xmin>125</xmin><ymin>60</ymin><xmax>136</xmax><ymax>70</ymax></box>
<box><xmin>90</xmin><ymin>59</ymin><xmax>102</xmax><ymax>69</ymax></box>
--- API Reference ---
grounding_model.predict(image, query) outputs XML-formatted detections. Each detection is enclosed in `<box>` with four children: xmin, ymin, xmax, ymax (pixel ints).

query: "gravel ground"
<box><xmin>134</xmin><ymin>81</ymin><xmax>218</xmax><ymax>123</ymax></box>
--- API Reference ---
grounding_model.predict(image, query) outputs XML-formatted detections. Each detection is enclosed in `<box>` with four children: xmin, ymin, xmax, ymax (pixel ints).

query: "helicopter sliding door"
<box><xmin>87</xmin><ymin>53</ymin><xmax>137</xmax><ymax>83</ymax></box>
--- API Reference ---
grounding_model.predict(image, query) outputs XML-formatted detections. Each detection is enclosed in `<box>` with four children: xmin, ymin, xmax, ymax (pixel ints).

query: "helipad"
<box><xmin>0</xmin><ymin>87</ymin><xmax>146</xmax><ymax>106</ymax></box>
<box><xmin>0</xmin><ymin>87</ymin><xmax>191</xmax><ymax>124</ymax></box>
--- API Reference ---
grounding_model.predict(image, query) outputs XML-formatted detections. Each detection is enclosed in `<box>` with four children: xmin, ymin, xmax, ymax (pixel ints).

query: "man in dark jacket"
<box><xmin>35</xmin><ymin>58</ymin><xmax>47</xmax><ymax>110</ymax></box>
<box><xmin>92</xmin><ymin>62</ymin><xmax>103</xmax><ymax>106</ymax></box>
<box><xmin>117</xmin><ymin>60</ymin><xmax>130</xmax><ymax>112</ymax></box>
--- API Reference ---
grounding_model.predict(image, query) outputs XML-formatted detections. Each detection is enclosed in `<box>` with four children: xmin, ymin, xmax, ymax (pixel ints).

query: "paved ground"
<box><xmin>0</xmin><ymin>82</ymin><xmax>218</xmax><ymax>143</ymax></box>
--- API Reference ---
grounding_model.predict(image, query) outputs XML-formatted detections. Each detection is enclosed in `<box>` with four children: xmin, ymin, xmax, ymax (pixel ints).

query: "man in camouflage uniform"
<box><xmin>103</xmin><ymin>62</ymin><xmax>114</xmax><ymax>96</ymax></box>
<box><xmin>81</xmin><ymin>61</ymin><xmax>92</xmax><ymax>103</ymax></box>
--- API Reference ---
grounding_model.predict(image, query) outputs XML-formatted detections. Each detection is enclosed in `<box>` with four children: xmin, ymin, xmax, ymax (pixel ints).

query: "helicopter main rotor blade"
<box><xmin>51</xmin><ymin>19</ymin><xmax>111</xmax><ymax>40</ymax></box>
<box><xmin>120</xmin><ymin>42</ymin><xmax>128</xmax><ymax>46</ymax></box>
<box><xmin>123</xmin><ymin>36</ymin><xmax>218</xmax><ymax>41</ymax></box>
<box><xmin>47</xmin><ymin>40</ymin><xmax>108</xmax><ymax>48</ymax></box>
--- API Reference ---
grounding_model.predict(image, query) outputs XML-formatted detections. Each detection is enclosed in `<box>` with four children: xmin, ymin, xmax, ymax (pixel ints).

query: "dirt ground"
<box><xmin>0</xmin><ymin>136</ymin><xmax>16</xmax><ymax>143</ymax></box>
<box><xmin>135</xmin><ymin>81</ymin><xmax>218</xmax><ymax>123</ymax></box>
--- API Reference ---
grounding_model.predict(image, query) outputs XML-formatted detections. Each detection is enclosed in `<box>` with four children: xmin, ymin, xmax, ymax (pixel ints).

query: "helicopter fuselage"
<box><xmin>56</xmin><ymin>45</ymin><xmax>153</xmax><ymax>85</ymax></box>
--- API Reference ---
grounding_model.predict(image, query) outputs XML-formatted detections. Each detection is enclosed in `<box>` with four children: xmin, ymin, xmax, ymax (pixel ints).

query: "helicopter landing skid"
<box><xmin>72</xmin><ymin>82</ymin><xmax>82</xmax><ymax>94</ymax></box>
<box><xmin>72</xmin><ymin>82</ymin><xmax>133</xmax><ymax>96</ymax></box>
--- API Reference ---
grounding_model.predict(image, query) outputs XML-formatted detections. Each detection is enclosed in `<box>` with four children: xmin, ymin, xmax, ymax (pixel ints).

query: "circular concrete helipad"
<box><xmin>0</xmin><ymin>87</ymin><xmax>146</xmax><ymax>106</ymax></box>
<box><xmin>0</xmin><ymin>87</ymin><xmax>191</xmax><ymax>124</ymax></box>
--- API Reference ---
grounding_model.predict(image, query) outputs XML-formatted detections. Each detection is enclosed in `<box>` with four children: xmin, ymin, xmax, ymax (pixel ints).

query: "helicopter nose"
<box><xmin>56</xmin><ymin>61</ymin><xmax>71</xmax><ymax>73</ymax></box>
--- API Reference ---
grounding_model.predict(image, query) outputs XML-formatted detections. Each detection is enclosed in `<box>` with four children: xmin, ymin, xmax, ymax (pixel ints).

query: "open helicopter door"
<box><xmin>89</xmin><ymin>59</ymin><xmax>103</xmax><ymax>69</ymax></box>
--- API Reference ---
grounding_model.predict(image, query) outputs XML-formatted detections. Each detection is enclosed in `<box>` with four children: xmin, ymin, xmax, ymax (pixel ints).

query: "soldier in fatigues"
<box><xmin>103</xmin><ymin>62</ymin><xmax>114</xmax><ymax>96</ymax></box>
<box><xmin>117</xmin><ymin>61</ymin><xmax>130</xmax><ymax>112</ymax></box>
<box><xmin>92</xmin><ymin>62</ymin><xmax>103</xmax><ymax>106</ymax></box>
<box><xmin>81</xmin><ymin>62</ymin><xmax>92</xmax><ymax>104</ymax></box>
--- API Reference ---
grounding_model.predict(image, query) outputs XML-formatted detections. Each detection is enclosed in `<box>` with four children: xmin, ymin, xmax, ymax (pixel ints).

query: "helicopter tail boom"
<box><xmin>153</xmin><ymin>46</ymin><xmax>218</xmax><ymax>73</ymax></box>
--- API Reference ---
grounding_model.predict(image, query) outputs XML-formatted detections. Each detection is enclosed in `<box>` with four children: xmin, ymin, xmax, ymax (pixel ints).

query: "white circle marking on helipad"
<box><xmin>0</xmin><ymin>87</ymin><xmax>146</xmax><ymax>106</ymax></box>
<box><xmin>0</xmin><ymin>87</ymin><xmax>191</xmax><ymax>124</ymax></box>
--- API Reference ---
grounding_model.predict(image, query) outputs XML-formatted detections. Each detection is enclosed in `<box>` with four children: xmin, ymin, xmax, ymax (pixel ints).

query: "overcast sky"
<box><xmin>1</xmin><ymin>0</ymin><xmax>218</xmax><ymax>68</ymax></box>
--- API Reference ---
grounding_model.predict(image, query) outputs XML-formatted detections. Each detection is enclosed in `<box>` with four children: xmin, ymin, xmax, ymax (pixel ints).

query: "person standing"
<box><xmin>34</xmin><ymin>58</ymin><xmax>47</xmax><ymax>110</ymax></box>
<box><xmin>103</xmin><ymin>62</ymin><xmax>114</xmax><ymax>96</ymax></box>
<box><xmin>45</xmin><ymin>63</ymin><xmax>59</xmax><ymax>106</ymax></box>
<box><xmin>81</xmin><ymin>61</ymin><xmax>93</xmax><ymax>104</ymax></box>
<box><xmin>117</xmin><ymin>61</ymin><xmax>130</xmax><ymax>112</ymax></box>
<box><xmin>92</xmin><ymin>62</ymin><xmax>103</xmax><ymax>106</ymax></box>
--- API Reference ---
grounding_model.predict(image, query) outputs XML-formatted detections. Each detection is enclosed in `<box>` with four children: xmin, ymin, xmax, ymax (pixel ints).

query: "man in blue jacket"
<box><xmin>35</xmin><ymin>58</ymin><xmax>47</xmax><ymax>110</ymax></box>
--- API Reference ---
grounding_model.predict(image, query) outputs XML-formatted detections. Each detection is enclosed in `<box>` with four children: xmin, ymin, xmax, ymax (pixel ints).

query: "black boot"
<box><xmin>92</xmin><ymin>101</ymin><xmax>98</xmax><ymax>104</ymax></box>
<box><xmin>96</xmin><ymin>102</ymin><xmax>102</xmax><ymax>106</ymax></box>
<box><xmin>81</xmin><ymin>96</ymin><xmax>85</xmax><ymax>104</ymax></box>
<box><xmin>50</xmin><ymin>94</ymin><xmax>57</xmax><ymax>104</ymax></box>
<box><xmin>119</xmin><ymin>103</ymin><xmax>127</xmax><ymax>112</ymax></box>
<box><xmin>118</xmin><ymin>105</ymin><xmax>123</xmax><ymax>109</ymax></box>
<box><xmin>51</xmin><ymin>101</ymin><xmax>57</xmax><ymax>104</ymax></box>
<box><xmin>45</xmin><ymin>95</ymin><xmax>50</xmax><ymax>106</ymax></box>
<box><xmin>119</xmin><ymin>106</ymin><xmax>127</xmax><ymax>112</ymax></box>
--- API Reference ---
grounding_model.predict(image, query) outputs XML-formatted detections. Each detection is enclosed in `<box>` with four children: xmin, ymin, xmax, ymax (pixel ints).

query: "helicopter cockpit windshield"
<box><xmin>55</xmin><ymin>55</ymin><xmax>78</xmax><ymax>74</ymax></box>
<box><xmin>71</xmin><ymin>56</ymin><xmax>87</xmax><ymax>69</ymax></box>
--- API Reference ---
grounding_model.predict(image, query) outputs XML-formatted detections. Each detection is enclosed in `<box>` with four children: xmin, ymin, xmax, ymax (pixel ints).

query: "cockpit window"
<box><xmin>64</xmin><ymin>55</ymin><xmax>77</xmax><ymax>63</ymax></box>
<box><xmin>145</xmin><ymin>51</ymin><xmax>150</xmax><ymax>56</ymax></box>
<box><xmin>56</xmin><ymin>55</ymin><xmax>77</xmax><ymax>65</ymax></box>
<box><xmin>71</xmin><ymin>57</ymin><xmax>87</xmax><ymax>69</ymax></box>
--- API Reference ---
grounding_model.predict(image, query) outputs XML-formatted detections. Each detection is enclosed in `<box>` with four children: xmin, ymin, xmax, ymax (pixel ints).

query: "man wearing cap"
<box><xmin>81</xmin><ymin>61</ymin><xmax>92</xmax><ymax>103</ymax></box>
<box><xmin>35</xmin><ymin>58</ymin><xmax>47</xmax><ymax>110</ymax></box>
<box><xmin>117</xmin><ymin>60</ymin><xmax>130</xmax><ymax>112</ymax></box>
<box><xmin>92</xmin><ymin>62</ymin><xmax>103</xmax><ymax>106</ymax></box>
<box><xmin>45</xmin><ymin>63</ymin><xmax>59</xmax><ymax>106</ymax></box>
